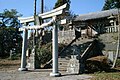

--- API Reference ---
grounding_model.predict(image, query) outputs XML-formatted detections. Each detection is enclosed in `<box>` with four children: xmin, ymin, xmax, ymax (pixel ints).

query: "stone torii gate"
<box><xmin>18</xmin><ymin>4</ymin><xmax>67</xmax><ymax>77</ymax></box>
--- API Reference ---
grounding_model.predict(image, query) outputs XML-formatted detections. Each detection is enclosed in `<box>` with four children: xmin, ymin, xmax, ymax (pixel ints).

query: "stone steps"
<box><xmin>73</xmin><ymin>38</ymin><xmax>94</xmax><ymax>45</ymax></box>
<box><xmin>58</xmin><ymin>58</ymin><xmax>69</xmax><ymax>71</ymax></box>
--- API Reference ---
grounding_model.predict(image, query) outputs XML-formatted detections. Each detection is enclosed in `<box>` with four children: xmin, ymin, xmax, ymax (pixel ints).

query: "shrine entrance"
<box><xmin>18</xmin><ymin>4</ymin><xmax>67</xmax><ymax>77</ymax></box>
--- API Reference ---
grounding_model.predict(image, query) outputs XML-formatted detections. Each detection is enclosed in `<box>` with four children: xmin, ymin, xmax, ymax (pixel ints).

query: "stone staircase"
<box><xmin>58</xmin><ymin>58</ymin><xmax>69</xmax><ymax>71</ymax></box>
<box><xmin>73</xmin><ymin>37</ymin><xmax>94</xmax><ymax>45</ymax></box>
<box><xmin>58</xmin><ymin>37</ymin><xmax>95</xmax><ymax>71</ymax></box>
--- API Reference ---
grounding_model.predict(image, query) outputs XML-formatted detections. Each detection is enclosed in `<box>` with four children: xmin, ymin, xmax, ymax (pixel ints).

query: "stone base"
<box><xmin>67</xmin><ymin>55</ymin><xmax>79</xmax><ymax>74</ymax></box>
<box><xmin>50</xmin><ymin>72</ymin><xmax>61</xmax><ymax>77</ymax></box>
<box><xmin>18</xmin><ymin>68</ymin><xmax>28</xmax><ymax>71</ymax></box>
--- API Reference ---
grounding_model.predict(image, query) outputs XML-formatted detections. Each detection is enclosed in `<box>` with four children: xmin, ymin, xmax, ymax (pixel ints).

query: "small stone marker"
<box><xmin>67</xmin><ymin>55</ymin><xmax>79</xmax><ymax>74</ymax></box>
<box><xmin>27</xmin><ymin>48</ymin><xmax>35</xmax><ymax>70</ymax></box>
<box><xmin>108</xmin><ymin>51</ymin><xmax>114</xmax><ymax>62</ymax></box>
<box><xmin>9</xmin><ymin>50</ymin><xmax>13</xmax><ymax>59</ymax></box>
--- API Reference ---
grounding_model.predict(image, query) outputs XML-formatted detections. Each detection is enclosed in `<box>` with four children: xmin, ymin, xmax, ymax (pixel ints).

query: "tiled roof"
<box><xmin>74</xmin><ymin>9</ymin><xmax>120</xmax><ymax>21</ymax></box>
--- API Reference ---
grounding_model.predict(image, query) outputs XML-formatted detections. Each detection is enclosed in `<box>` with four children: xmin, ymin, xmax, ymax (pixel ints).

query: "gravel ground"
<box><xmin>0</xmin><ymin>59</ymin><xmax>92</xmax><ymax>80</ymax></box>
<box><xmin>0</xmin><ymin>69</ymin><xmax>92</xmax><ymax>80</ymax></box>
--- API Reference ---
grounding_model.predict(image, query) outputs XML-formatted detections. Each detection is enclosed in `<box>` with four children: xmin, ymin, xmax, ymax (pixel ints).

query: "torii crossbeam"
<box><xmin>18</xmin><ymin>4</ymin><xmax>67</xmax><ymax>77</ymax></box>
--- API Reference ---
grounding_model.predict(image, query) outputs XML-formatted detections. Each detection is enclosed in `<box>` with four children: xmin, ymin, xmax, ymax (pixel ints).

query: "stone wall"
<box><xmin>58</xmin><ymin>25</ymin><xmax>120</xmax><ymax>63</ymax></box>
<box><xmin>99</xmin><ymin>32</ymin><xmax>120</xmax><ymax>61</ymax></box>
<box><xmin>58</xmin><ymin>30</ymin><xmax>75</xmax><ymax>44</ymax></box>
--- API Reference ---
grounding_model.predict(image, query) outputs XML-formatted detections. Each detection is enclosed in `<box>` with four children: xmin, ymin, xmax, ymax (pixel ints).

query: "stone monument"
<box><xmin>67</xmin><ymin>55</ymin><xmax>80</xmax><ymax>74</ymax></box>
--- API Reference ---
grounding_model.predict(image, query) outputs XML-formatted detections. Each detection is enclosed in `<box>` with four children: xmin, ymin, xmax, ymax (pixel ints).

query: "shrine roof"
<box><xmin>74</xmin><ymin>9</ymin><xmax>120</xmax><ymax>21</ymax></box>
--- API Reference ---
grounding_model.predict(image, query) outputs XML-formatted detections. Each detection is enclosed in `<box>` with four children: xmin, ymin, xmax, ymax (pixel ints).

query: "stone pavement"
<box><xmin>0</xmin><ymin>69</ymin><xmax>92</xmax><ymax>80</ymax></box>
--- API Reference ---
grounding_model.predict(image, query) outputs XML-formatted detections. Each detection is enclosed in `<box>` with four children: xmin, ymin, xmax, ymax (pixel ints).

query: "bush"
<box><xmin>116</xmin><ymin>58</ymin><xmax>120</xmax><ymax>67</ymax></box>
<box><xmin>35</xmin><ymin>42</ymin><xmax>66</xmax><ymax>68</ymax></box>
<box><xmin>85</xmin><ymin>56</ymin><xmax>111</xmax><ymax>73</ymax></box>
<box><xmin>35</xmin><ymin>42</ymin><xmax>52</xmax><ymax>68</ymax></box>
<box><xmin>36</xmin><ymin>48</ymin><xmax>52</xmax><ymax>65</ymax></box>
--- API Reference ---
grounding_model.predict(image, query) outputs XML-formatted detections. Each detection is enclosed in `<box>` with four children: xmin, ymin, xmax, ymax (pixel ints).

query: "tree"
<box><xmin>0</xmin><ymin>9</ymin><xmax>22</xmax><ymax>58</ymax></box>
<box><xmin>54</xmin><ymin>0</ymin><xmax>70</xmax><ymax>10</ymax></box>
<box><xmin>54</xmin><ymin>0</ymin><xmax>77</xmax><ymax>30</ymax></box>
<box><xmin>0</xmin><ymin>9</ymin><xmax>22</xmax><ymax>28</ymax></box>
<box><xmin>102</xmin><ymin>0</ymin><xmax>120</xmax><ymax>10</ymax></box>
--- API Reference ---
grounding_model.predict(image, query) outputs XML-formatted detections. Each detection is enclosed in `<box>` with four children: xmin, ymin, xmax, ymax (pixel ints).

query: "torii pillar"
<box><xmin>18</xmin><ymin>29</ymin><xmax>28</xmax><ymax>71</ymax></box>
<box><xmin>50</xmin><ymin>20</ymin><xmax>61</xmax><ymax>77</ymax></box>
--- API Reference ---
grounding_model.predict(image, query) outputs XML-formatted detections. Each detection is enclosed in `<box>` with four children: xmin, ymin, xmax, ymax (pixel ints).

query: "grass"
<box><xmin>90</xmin><ymin>71</ymin><xmax>120</xmax><ymax>80</ymax></box>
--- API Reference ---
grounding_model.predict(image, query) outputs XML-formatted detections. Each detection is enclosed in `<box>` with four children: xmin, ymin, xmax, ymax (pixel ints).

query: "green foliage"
<box><xmin>9</xmin><ymin>53</ymin><xmax>20</xmax><ymax>60</ymax></box>
<box><xmin>54</xmin><ymin>0</ymin><xmax>77</xmax><ymax>30</ymax></box>
<box><xmin>36</xmin><ymin>43</ymin><xmax>52</xmax><ymax>65</ymax></box>
<box><xmin>0</xmin><ymin>9</ymin><xmax>22</xmax><ymax>28</ymax></box>
<box><xmin>0</xmin><ymin>9</ymin><xmax>22</xmax><ymax>58</ymax></box>
<box><xmin>102</xmin><ymin>0</ymin><xmax>120</xmax><ymax>10</ymax></box>
<box><xmin>0</xmin><ymin>27</ymin><xmax>22</xmax><ymax>57</ymax></box>
<box><xmin>54</xmin><ymin>0</ymin><xmax>71</xmax><ymax>10</ymax></box>
<box><xmin>116</xmin><ymin>58</ymin><xmax>120</xmax><ymax>67</ymax></box>
<box><xmin>35</xmin><ymin>42</ymin><xmax>66</xmax><ymax>68</ymax></box>
<box><xmin>85</xmin><ymin>56</ymin><xmax>111</xmax><ymax>73</ymax></box>
<box><xmin>1</xmin><ymin>9</ymin><xmax>22</xmax><ymax>18</ymax></box>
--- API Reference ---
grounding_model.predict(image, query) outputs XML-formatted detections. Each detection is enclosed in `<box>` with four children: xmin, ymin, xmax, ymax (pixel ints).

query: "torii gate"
<box><xmin>18</xmin><ymin>4</ymin><xmax>67</xmax><ymax>77</ymax></box>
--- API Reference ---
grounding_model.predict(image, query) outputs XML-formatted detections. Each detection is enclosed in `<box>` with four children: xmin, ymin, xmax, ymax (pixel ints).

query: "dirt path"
<box><xmin>0</xmin><ymin>59</ymin><xmax>92</xmax><ymax>80</ymax></box>
<box><xmin>0</xmin><ymin>70</ymin><xmax>92</xmax><ymax>80</ymax></box>
<box><xmin>0</xmin><ymin>59</ymin><xmax>20</xmax><ymax>71</ymax></box>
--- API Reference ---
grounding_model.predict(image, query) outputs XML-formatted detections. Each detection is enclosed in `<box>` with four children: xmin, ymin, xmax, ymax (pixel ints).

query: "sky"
<box><xmin>0</xmin><ymin>0</ymin><xmax>105</xmax><ymax>17</ymax></box>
